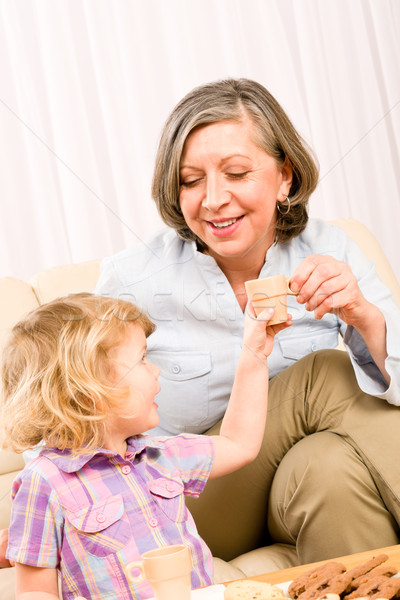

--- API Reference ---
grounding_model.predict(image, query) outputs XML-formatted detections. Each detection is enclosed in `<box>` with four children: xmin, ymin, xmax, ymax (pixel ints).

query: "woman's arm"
<box><xmin>209</xmin><ymin>307</ymin><xmax>292</xmax><ymax>478</ymax></box>
<box><xmin>290</xmin><ymin>254</ymin><xmax>390</xmax><ymax>385</ymax></box>
<box><xmin>16</xmin><ymin>563</ymin><xmax>59</xmax><ymax>600</ymax></box>
<box><xmin>344</xmin><ymin>299</ymin><xmax>389</xmax><ymax>383</ymax></box>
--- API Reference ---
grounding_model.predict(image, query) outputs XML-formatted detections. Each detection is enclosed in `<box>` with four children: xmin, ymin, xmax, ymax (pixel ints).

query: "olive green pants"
<box><xmin>186</xmin><ymin>350</ymin><xmax>400</xmax><ymax>564</ymax></box>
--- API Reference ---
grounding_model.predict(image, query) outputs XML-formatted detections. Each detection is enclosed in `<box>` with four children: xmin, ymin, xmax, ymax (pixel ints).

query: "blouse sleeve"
<box><xmin>94</xmin><ymin>256</ymin><xmax>124</xmax><ymax>299</ymax></box>
<box><xmin>337</xmin><ymin>230</ymin><xmax>400</xmax><ymax>405</ymax></box>
<box><xmin>161</xmin><ymin>434</ymin><xmax>215</xmax><ymax>498</ymax></box>
<box><xmin>6</xmin><ymin>467</ymin><xmax>63</xmax><ymax>568</ymax></box>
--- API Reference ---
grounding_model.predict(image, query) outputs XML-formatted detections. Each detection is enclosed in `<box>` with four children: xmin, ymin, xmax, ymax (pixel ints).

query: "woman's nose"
<box><xmin>202</xmin><ymin>176</ymin><xmax>230</xmax><ymax>211</ymax></box>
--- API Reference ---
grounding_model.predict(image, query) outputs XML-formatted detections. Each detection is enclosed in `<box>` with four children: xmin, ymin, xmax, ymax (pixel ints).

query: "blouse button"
<box><xmin>166</xmin><ymin>482</ymin><xmax>175</xmax><ymax>492</ymax></box>
<box><xmin>149</xmin><ymin>517</ymin><xmax>158</xmax><ymax>528</ymax></box>
<box><xmin>122</xmin><ymin>465</ymin><xmax>131</xmax><ymax>475</ymax></box>
<box><xmin>96</xmin><ymin>513</ymin><xmax>106</xmax><ymax>523</ymax></box>
<box><xmin>311</xmin><ymin>343</ymin><xmax>317</xmax><ymax>352</ymax></box>
<box><xmin>171</xmin><ymin>364</ymin><xmax>181</xmax><ymax>374</ymax></box>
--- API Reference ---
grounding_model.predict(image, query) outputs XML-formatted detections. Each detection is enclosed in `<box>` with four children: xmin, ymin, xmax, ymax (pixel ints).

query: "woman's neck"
<box><xmin>213</xmin><ymin>252</ymin><xmax>267</xmax><ymax>313</ymax></box>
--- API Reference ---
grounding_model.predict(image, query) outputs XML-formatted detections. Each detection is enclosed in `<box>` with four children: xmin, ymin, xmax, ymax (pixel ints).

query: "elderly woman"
<box><xmin>96</xmin><ymin>79</ymin><xmax>400</xmax><ymax>569</ymax></box>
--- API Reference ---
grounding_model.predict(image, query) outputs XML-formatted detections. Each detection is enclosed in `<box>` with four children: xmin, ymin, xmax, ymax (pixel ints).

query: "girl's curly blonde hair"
<box><xmin>0</xmin><ymin>293</ymin><xmax>155</xmax><ymax>454</ymax></box>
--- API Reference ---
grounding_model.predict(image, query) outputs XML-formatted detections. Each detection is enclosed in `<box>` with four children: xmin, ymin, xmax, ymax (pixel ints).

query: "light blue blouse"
<box><xmin>95</xmin><ymin>219</ymin><xmax>400</xmax><ymax>435</ymax></box>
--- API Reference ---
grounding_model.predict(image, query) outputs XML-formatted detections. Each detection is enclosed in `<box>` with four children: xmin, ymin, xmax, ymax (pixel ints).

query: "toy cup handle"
<box><xmin>126</xmin><ymin>561</ymin><xmax>146</xmax><ymax>584</ymax></box>
<box><xmin>286</xmin><ymin>278</ymin><xmax>298</xmax><ymax>296</ymax></box>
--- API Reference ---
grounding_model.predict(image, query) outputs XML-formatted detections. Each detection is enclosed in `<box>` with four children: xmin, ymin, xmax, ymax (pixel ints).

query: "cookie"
<box><xmin>288</xmin><ymin>562</ymin><xmax>346</xmax><ymax>599</ymax></box>
<box><xmin>346</xmin><ymin>555</ymin><xmax>390</xmax><ymax>581</ymax></box>
<box><xmin>371</xmin><ymin>576</ymin><xmax>400</xmax><ymax>599</ymax></box>
<box><xmin>224</xmin><ymin>579</ymin><xmax>286</xmax><ymax>600</ymax></box>
<box><xmin>350</xmin><ymin>565</ymin><xmax>398</xmax><ymax>590</ymax></box>
<box><xmin>344</xmin><ymin>574</ymin><xmax>394</xmax><ymax>599</ymax></box>
<box><xmin>298</xmin><ymin>572</ymin><xmax>354</xmax><ymax>600</ymax></box>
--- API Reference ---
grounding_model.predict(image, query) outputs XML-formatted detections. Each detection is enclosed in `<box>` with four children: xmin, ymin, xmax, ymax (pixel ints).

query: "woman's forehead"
<box><xmin>181</xmin><ymin>117</ymin><xmax>261</xmax><ymax>163</ymax></box>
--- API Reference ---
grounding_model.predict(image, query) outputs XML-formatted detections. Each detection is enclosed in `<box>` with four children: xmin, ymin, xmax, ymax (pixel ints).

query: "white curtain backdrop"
<box><xmin>1</xmin><ymin>0</ymin><xmax>399</xmax><ymax>282</ymax></box>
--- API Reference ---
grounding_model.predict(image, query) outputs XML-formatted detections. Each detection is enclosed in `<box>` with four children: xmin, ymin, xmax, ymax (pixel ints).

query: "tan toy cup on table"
<box><xmin>245</xmin><ymin>274</ymin><xmax>297</xmax><ymax>324</ymax></box>
<box><xmin>127</xmin><ymin>544</ymin><xmax>192</xmax><ymax>600</ymax></box>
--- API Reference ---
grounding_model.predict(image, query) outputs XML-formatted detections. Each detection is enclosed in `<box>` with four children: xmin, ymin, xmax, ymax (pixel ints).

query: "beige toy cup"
<box><xmin>245</xmin><ymin>274</ymin><xmax>297</xmax><ymax>324</ymax></box>
<box><xmin>127</xmin><ymin>544</ymin><xmax>192</xmax><ymax>600</ymax></box>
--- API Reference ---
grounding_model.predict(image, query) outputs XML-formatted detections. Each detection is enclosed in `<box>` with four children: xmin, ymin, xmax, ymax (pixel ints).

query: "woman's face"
<box><xmin>179</xmin><ymin>117</ymin><xmax>292</xmax><ymax>268</ymax></box>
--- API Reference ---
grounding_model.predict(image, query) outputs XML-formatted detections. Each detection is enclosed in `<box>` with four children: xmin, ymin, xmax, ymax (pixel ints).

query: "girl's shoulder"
<box><xmin>11</xmin><ymin>454</ymin><xmax>59</xmax><ymax>505</ymax></box>
<box><xmin>13</xmin><ymin>450</ymin><xmax>85</xmax><ymax>503</ymax></box>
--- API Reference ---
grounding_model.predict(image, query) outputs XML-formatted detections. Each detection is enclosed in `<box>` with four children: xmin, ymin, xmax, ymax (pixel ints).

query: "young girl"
<box><xmin>1</xmin><ymin>293</ymin><xmax>291</xmax><ymax>600</ymax></box>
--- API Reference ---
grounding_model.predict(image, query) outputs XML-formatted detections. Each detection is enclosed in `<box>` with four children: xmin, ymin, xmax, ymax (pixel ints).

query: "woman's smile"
<box><xmin>206</xmin><ymin>215</ymin><xmax>244</xmax><ymax>236</ymax></box>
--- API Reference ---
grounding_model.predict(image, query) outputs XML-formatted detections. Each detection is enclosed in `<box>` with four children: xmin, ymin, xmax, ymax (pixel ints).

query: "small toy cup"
<box><xmin>127</xmin><ymin>544</ymin><xmax>192</xmax><ymax>600</ymax></box>
<box><xmin>245</xmin><ymin>274</ymin><xmax>297</xmax><ymax>324</ymax></box>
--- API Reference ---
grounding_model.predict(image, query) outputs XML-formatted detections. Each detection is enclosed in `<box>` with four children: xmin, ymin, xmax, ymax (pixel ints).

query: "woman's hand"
<box><xmin>290</xmin><ymin>254</ymin><xmax>373</xmax><ymax>328</ymax></box>
<box><xmin>290</xmin><ymin>254</ymin><xmax>390</xmax><ymax>384</ymax></box>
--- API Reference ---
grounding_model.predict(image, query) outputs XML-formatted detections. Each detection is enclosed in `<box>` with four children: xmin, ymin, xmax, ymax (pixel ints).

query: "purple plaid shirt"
<box><xmin>7</xmin><ymin>434</ymin><xmax>215</xmax><ymax>599</ymax></box>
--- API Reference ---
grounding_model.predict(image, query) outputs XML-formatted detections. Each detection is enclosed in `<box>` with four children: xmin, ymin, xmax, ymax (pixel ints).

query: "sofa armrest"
<box><xmin>332</xmin><ymin>219</ymin><xmax>400</xmax><ymax>307</ymax></box>
<box><xmin>0</xmin><ymin>450</ymin><xmax>25</xmax><ymax>530</ymax></box>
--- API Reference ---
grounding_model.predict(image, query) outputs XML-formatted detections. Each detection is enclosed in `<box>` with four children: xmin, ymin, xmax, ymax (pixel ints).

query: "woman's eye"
<box><xmin>181</xmin><ymin>178</ymin><xmax>201</xmax><ymax>188</ymax></box>
<box><xmin>226</xmin><ymin>171</ymin><xmax>249</xmax><ymax>179</ymax></box>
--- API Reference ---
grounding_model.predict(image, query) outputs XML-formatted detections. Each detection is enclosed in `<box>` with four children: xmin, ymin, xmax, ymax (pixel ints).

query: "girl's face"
<box><xmin>107</xmin><ymin>324</ymin><xmax>161</xmax><ymax>439</ymax></box>
<box><xmin>179</xmin><ymin>117</ymin><xmax>292</xmax><ymax>270</ymax></box>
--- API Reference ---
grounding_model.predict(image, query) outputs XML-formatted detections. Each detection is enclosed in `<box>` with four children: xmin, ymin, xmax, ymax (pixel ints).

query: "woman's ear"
<box><xmin>280</xmin><ymin>160</ymin><xmax>293</xmax><ymax>198</ymax></box>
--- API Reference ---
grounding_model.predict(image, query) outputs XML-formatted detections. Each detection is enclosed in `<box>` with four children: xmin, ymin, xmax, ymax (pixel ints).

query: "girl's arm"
<box><xmin>209</xmin><ymin>306</ymin><xmax>292</xmax><ymax>478</ymax></box>
<box><xmin>16</xmin><ymin>563</ymin><xmax>59</xmax><ymax>600</ymax></box>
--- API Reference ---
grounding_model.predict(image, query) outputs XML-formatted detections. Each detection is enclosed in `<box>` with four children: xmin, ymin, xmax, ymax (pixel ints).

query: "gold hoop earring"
<box><xmin>277</xmin><ymin>196</ymin><xmax>291</xmax><ymax>215</ymax></box>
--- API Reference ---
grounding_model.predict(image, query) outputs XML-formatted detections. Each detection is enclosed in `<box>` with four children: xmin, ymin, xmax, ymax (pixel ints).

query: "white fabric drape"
<box><xmin>1</xmin><ymin>0</ymin><xmax>399</xmax><ymax>281</ymax></box>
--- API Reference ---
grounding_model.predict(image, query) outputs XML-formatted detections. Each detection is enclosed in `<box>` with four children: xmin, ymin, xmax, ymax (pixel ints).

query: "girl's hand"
<box><xmin>243</xmin><ymin>304</ymin><xmax>292</xmax><ymax>361</ymax></box>
<box><xmin>0</xmin><ymin>528</ymin><xmax>14</xmax><ymax>567</ymax></box>
<box><xmin>290</xmin><ymin>254</ymin><xmax>372</xmax><ymax>328</ymax></box>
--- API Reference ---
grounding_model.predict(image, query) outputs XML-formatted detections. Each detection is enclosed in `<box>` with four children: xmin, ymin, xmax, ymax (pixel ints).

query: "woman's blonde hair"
<box><xmin>152</xmin><ymin>78</ymin><xmax>319</xmax><ymax>246</ymax></box>
<box><xmin>0</xmin><ymin>293</ymin><xmax>155</xmax><ymax>454</ymax></box>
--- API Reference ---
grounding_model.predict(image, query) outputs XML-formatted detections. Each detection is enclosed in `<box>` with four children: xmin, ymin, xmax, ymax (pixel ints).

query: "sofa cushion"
<box><xmin>0</xmin><ymin>450</ymin><xmax>25</xmax><ymax>478</ymax></box>
<box><xmin>229</xmin><ymin>543</ymin><xmax>299</xmax><ymax>576</ymax></box>
<box><xmin>0</xmin><ymin>278</ymin><xmax>39</xmax><ymax>353</ymax></box>
<box><xmin>0</xmin><ymin>566</ymin><xmax>15</xmax><ymax>600</ymax></box>
<box><xmin>0</xmin><ymin>470</ymin><xmax>18</xmax><ymax>529</ymax></box>
<box><xmin>0</xmin><ymin>461</ymin><xmax>24</xmax><ymax>530</ymax></box>
<box><xmin>30</xmin><ymin>259</ymin><xmax>101</xmax><ymax>305</ymax></box>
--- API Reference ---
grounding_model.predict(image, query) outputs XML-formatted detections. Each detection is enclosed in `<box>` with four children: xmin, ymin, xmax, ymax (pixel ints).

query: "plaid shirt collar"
<box><xmin>39</xmin><ymin>435</ymin><xmax>165</xmax><ymax>473</ymax></box>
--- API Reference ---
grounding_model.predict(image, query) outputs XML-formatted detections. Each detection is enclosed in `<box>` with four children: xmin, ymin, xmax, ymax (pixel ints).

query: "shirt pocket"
<box><xmin>278</xmin><ymin>328</ymin><xmax>339</xmax><ymax>361</ymax></box>
<box><xmin>149</xmin><ymin>350</ymin><xmax>212</xmax><ymax>433</ymax></box>
<box><xmin>148</xmin><ymin>477</ymin><xmax>187</xmax><ymax>522</ymax></box>
<box><xmin>64</xmin><ymin>494</ymin><xmax>131</xmax><ymax>557</ymax></box>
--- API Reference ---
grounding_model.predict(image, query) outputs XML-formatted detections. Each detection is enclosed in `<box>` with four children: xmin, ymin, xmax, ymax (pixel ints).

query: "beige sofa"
<box><xmin>1</xmin><ymin>219</ymin><xmax>400</xmax><ymax>599</ymax></box>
